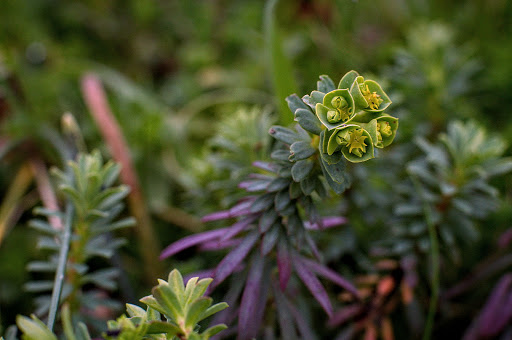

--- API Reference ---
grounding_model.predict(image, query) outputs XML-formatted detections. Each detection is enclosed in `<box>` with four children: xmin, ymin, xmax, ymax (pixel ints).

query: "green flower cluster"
<box><xmin>303</xmin><ymin>71</ymin><xmax>398</xmax><ymax>163</ymax></box>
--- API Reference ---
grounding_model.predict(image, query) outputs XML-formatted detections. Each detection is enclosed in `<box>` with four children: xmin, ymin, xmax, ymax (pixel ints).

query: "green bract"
<box><xmin>327</xmin><ymin>125</ymin><xmax>375</xmax><ymax>163</ymax></box>
<box><xmin>350</xmin><ymin>76</ymin><xmax>391</xmax><ymax>112</ymax></box>
<box><xmin>315</xmin><ymin>89</ymin><xmax>356</xmax><ymax>129</ymax></box>
<box><xmin>289</xmin><ymin>71</ymin><xmax>398</xmax><ymax>164</ymax></box>
<box><xmin>363</xmin><ymin>115</ymin><xmax>399</xmax><ymax>148</ymax></box>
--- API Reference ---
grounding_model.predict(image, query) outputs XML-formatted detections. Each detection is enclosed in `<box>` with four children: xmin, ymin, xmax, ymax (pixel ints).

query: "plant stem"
<box><xmin>47</xmin><ymin>203</ymin><xmax>74</xmax><ymax>332</ymax></box>
<box><xmin>264</xmin><ymin>0</ymin><xmax>298</xmax><ymax>126</ymax></box>
<box><xmin>411</xmin><ymin>176</ymin><xmax>439</xmax><ymax>340</ymax></box>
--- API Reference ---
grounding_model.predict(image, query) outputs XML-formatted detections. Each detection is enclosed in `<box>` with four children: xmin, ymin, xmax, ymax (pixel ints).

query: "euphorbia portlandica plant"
<box><xmin>161</xmin><ymin>71</ymin><xmax>398</xmax><ymax>338</ymax></box>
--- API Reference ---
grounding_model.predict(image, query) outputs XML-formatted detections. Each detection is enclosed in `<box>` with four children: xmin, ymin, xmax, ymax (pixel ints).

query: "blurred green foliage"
<box><xmin>1</xmin><ymin>0</ymin><xmax>512</xmax><ymax>338</ymax></box>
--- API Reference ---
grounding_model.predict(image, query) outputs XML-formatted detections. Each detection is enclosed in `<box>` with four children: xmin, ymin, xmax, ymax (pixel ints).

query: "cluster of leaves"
<box><xmin>383</xmin><ymin>120</ymin><xmax>512</xmax><ymax>259</ymax></box>
<box><xmin>5</xmin><ymin>269</ymin><xmax>227</xmax><ymax>340</ymax></box>
<box><xmin>25</xmin><ymin>151</ymin><xmax>134</xmax><ymax>322</ymax></box>
<box><xmin>186</xmin><ymin>106</ymin><xmax>275</xmax><ymax>210</ymax></box>
<box><xmin>335</xmin><ymin>120</ymin><xmax>512</xmax><ymax>339</ymax></box>
<box><xmin>159</xmin><ymin>71</ymin><xmax>398</xmax><ymax>338</ymax></box>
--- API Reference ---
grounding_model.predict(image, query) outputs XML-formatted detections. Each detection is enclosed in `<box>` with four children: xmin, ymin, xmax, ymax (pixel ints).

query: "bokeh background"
<box><xmin>1</xmin><ymin>0</ymin><xmax>512</xmax><ymax>338</ymax></box>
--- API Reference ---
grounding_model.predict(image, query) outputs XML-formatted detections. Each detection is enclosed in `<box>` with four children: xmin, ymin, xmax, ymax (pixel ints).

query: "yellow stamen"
<box><xmin>379</xmin><ymin>121</ymin><xmax>392</xmax><ymax>137</ymax></box>
<box><xmin>347</xmin><ymin>129</ymin><xmax>368</xmax><ymax>157</ymax></box>
<box><xmin>361</xmin><ymin>84</ymin><xmax>383</xmax><ymax>110</ymax></box>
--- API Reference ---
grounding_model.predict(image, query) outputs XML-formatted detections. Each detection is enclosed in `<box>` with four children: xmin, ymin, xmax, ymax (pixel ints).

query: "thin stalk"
<box><xmin>47</xmin><ymin>203</ymin><xmax>74</xmax><ymax>332</ymax></box>
<box><xmin>264</xmin><ymin>0</ymin><xmax>298</xmax><ymax>126</ymax></box>
<box><xmin>0</xmin><ymin>163</ymin><xmax>33</xmax><ymax>245</ymax></box>
<box><xmin>81</xmin><ymin>73</ymin><xmax>162</xmax><ymax>281</ymax></box>
<box><xmin>410</xmin><ymin>176</ymin><xmax>439</xmax><ymax>340</ymax></box>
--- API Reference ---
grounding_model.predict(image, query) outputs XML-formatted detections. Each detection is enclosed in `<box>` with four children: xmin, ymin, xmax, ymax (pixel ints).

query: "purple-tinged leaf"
<box><xmin>211</xmin><ymin>232</ymin><xmax>259</xmax><ymax>290</ymax></box>
<box><xmin>498</xmin><ymin>228</ymin><xmax>512</xmax><ymax>249</ymax></box>
<box><xmin>237</xmin><ymin>255</ymin><xmax>266</xmax><ymax>340</ymax></box>
<box><xmin>328</xmin><ymin>304</ymin><xmax>364</xmax><ymax>327</ymax></box>
<box><xmin>277</xmin><ymin>240</ymin><xmax>292</xmax><ymax>291</ymax></box>
<box><xmin>272</xmin><ymin>280</ymin><xmax>299</xmax><ymax>340</ymax></box>
<box><xmin>183</xmin><ymin>269</ymin><xmax>215</xmax><ymax>283</ymax></box>
<box><xmin>200</xmin><ymin>238</ymin><xmax>242</xmax><ymax>251</ymax></box>
<box><xmin>160</xmin><ymin>228</ymin><xmax>227</xmax><ymax>259</ymax></box>
<box><xmin>493</xmin><ymin>291</ymin><xmax>512</xmax><ymax>334</ymax></box>
<box><xmin>248</xmin><ymin>173</ymin><xmax>275</xmax><ymax>180</ymax></box>
<box><xmin>202</xmin><ymin>198</ymin><xmax>258</xmax><ymax>222</ymax></box>
<box><xmin>301</xmin><ymin>258</ymin><xmax>360</xmax><ymax>299</ymax></box>
<box><xmin>202</xmin><ymin>211</ymin><xmax>231</xmax><ymax>223</ymax></box>
<box><xmin>292</xmin><ymin>254</ymin><xmax>333</xmax><ymax>317</ymax></box>
<box><xmin>210</xmin><ymin>275</ymin><xmax>246</xmax><ymax>333</ymax></box>
<box><xmin>304</xmin><ymin>216</ymin><xmax>347</xmax><ymax>230</ymax></box>
<box><xmin>229</xmin><ymin>197</ymin><xmax>257</xmax><ymax>217</ymax></box>
<box><xmin>478</xmin><ymin>274</ymin><xmax>512</xmax><ymax>337</ymax></box>
<box><xmin>304</xmin><ymin>232</ymin><xmax>322</xmax><ymax>261</ymax></box>
<box><xmin>220</xmin><ymin>216</ymin><xmax>258</xmax><ymax>242</ymax></box>
<box><xmin>238</xmin><ymin>179</ymin><xmax>271</xmax><ymax>192</ymax></box>
<box><xmin>284</xmin><ymin>294</ymin><xmax>318</xmax><ymax>340</ymax></box>
<box><xmin>445</xmin><ymin>254</ymin><xmax>512</xmax><ymax>299</ymax></box>
<box><xmin>321</xmin><ymin>216</ymin><xmax>348</xmax><ymax>228</ymax></box>
<box><xmin>252</xmin><ymin>161</ymin><xmax>278</xmax><ymax>173</ymax></box>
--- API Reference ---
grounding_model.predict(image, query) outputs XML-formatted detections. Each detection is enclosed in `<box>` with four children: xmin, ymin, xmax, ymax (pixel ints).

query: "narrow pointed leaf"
<box><xmin>238</xmin><ymin>255</ymin><xmax>265</xmax><ymax>340</ymax></box>
<box><xmin>272</xmin><ymin>281</ymin><xmax>299</xmax><ymax>340</ymax></box>
<box><xmin>212</xmin><ymin>232</ymin><xmax>259</xmax><ymax>289</ymax></box>
<box><xmin>277</xmin><ymin>240</ymin><xmax>292</xmax><ymax>290</ymax></box>
<box><xmin>259</xmin><ymin>209</ymin><xmax>278</xmax><ymax>233</ymax></box>
<box><xmin>198</xmin><ymin>302</ymin><xmax>229</xmax><ymax>322</ymax></box>
<box><xmin>250</xmin><ymin>193</ymin><xmax>275</xmax><ymax>213</ymax></box>
<box><xmin>302</xmin><ymin>258</ymin><xmax>360</xmax><ymax>298</ymax></box>
<box><xmin>160</xmin><ymin>228</ymin><xmax>227</xmax><ymax>259</ymax></box>
<box><xmin>261</xmin><ymin>226</ymin><xmax>280</xmax><ymax>255</ymax></box>
<box><xmin>202</xmin><ymin>324</ymin><xmax>228</xmax><ymax>337</ymax></box>
<box><xmin>292</xmin><ymin>256</ymin><xmax>333</xmax><ymax>317</ymax></box>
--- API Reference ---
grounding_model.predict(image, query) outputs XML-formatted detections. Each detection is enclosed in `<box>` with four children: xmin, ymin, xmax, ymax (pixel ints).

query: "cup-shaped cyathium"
<box><xmin>315</xmin><ymin>89</ymin><xmax>356</xmax><ymax>130</ymax></box>
<box><xmin>350</xmin><ymin>76</ymin><xmax>391</xmax><ymax>113</ymax></box>
<box><xmin>326</xmin><ymin>125</ymin><xmax>375</xmax><ymax>163</ymax></box>
<box><xmin>374</xmin><ymin>115</ymin><xmax>399</xmax><ymax>148</ymax></box>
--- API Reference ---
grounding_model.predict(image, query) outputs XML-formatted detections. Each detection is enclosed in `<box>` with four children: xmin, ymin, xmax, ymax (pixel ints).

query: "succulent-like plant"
<box><xmin>8</xmin><ymin>269</ymin><xmax>227</xmax><ymax>340</ymax></box>
<box><xmin>300</xmin><ymin>71</ymin><xmax>398</xmax><ymax>164</ymax></box>
<box><xmin>161</xmin><ymin>71</ymin><xmax>398</xmax><ymax>338</ymax></box>
<box><xmin>25</xmin><ymin>151</ymin><xmax>134</xmax><ymax>326</ymax></box>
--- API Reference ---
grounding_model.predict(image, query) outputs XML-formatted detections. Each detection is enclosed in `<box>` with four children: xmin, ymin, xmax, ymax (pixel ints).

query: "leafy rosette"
<box><xmin>350</xmin><ymin>76</ymin><xmax>391</xmax><ymax>113</ymax></box>
<box><xmin>363</xmin><ymin>115</ymin><xmax>399</xmax><ymax>148</ymax></box>
<box><xmin>315</xmin><ymin>89</ymin><xmax>356</xmax><ymax>129</ymax></box>
<box><xmin>290</xmin><ymin>71</ymin><xmax>398</xmax><ymax>164</ymax></box>
<box><xmin>326</xmin><ymin>125</ymin><xmax>375</xmax><ymax>163</ymax></box>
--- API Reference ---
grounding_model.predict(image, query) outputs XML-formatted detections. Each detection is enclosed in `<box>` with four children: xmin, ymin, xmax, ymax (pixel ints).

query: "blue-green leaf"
<box><xmin>291</xmin><ymin>160</ymin><xmax>314</xmax><ymax>182</ymax></box>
